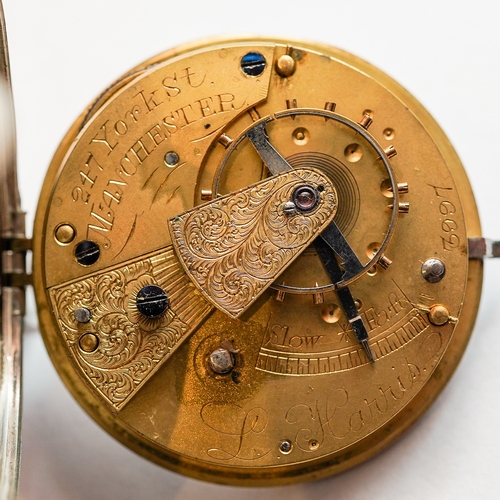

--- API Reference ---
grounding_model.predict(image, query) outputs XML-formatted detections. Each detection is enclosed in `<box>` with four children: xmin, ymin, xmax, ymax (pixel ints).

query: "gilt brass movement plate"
<box><xmin>33</xmin><ymin>38</ymin><xmax>482</xmax><ymax>485</ymax></box>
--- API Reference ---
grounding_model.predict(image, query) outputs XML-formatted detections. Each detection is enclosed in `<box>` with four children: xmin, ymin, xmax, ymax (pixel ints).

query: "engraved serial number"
<box><xmin>428</xmin><ymin>184</ymin><xmax>461</xmax><ymax>251</ymax></box>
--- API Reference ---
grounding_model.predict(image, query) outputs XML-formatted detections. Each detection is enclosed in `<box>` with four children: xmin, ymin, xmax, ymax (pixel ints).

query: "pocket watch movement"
<box><xmin>2</xmin><ymin>33</ymin><xmax>499</xmax><ymax>491</ymax></box>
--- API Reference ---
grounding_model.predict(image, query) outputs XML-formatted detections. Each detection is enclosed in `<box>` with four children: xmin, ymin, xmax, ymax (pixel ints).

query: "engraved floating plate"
<box><xmin>169</xmin><ymin>168</ymin><xmax>338</xmax><ymax>318</ymax></box>
<box><xmin>48</xmin><ymin>247</ymin><xmax>212</xmax><ymax>410</ymax></box>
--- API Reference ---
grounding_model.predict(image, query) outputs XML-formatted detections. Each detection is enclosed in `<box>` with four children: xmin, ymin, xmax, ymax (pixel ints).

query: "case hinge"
<box><xmin>1</xmin><ymin>236</ymin><xmax>32</xmax><ymax>287</ymax></box>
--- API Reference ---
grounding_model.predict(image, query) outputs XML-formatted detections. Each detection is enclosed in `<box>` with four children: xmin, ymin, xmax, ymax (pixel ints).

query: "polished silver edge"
<box><xmin>0</xmin><ymin>1</ymin><xmax>23</xmax><ymax>498</ymax></box>
<box><xmin>0</xmin><ymin>287</ymin><xmax>22</xmax><ymax>500</ymax></box>
<box><xmin>0</xmin><ymin>0</ymin><xmax>23</xmax><ymax>239</ymax></box>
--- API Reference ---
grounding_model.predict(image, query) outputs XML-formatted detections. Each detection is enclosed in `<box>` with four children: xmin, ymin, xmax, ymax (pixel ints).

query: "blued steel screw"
<box><xmin>74</xmin><ymin>240</ymin><xmax>100</xmax><ymax>266</ymax></box>
<box><xmin>136</xmin><ymin>285</ymin><xmax>169</xmax><ymax>318</ymax></box>
<box><xmin>241</xmin><ymin>52</ymin><xmax>266</xmax><ymax>76</ymax></box>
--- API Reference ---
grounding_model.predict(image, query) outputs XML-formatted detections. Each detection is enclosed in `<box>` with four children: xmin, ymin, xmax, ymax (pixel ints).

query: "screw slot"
<box><xmin>75</xmin><ymin>240</ymin><xmax>100</xmax><ymax>266</ymax></box>
<box><xmin>241</xmin><ymin>52</ymin><xmax>266</xmax><ymax>76</ymax></box>
<box><xmin>136</xmin><ymin>285</ymin><xmax>169</xmax><ymax>318</ymax></box>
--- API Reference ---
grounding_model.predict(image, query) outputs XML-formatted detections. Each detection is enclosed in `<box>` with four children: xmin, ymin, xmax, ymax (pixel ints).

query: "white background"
<box><xmin>3</xmin><ymin>0</ymin><xmax>500</xmax><ymax>498</ymax></box>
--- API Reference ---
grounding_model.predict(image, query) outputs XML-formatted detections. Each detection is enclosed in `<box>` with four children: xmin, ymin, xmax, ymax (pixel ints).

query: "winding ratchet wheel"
<box><xmin>2</xmin><ymin>35</ymin><xmax>500</xmax><ymax>490</ymax></box>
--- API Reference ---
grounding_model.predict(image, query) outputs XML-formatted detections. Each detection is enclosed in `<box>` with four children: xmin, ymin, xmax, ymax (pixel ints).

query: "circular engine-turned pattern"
<box><xmin>286</xmin><ymin>151</ymin><xmax>360</xmax><ymax>236</ymax></box>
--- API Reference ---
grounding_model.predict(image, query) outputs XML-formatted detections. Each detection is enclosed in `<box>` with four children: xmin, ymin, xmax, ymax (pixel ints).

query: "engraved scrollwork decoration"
<box><xmin>170</xmin><ymin>168</ymin><xmax>337</xmax><ymax>318</ymax></box>
<box><xmin>49</xmin><ymin>247</ymin><xmax>212</xmax><ymax>409</ymax></box>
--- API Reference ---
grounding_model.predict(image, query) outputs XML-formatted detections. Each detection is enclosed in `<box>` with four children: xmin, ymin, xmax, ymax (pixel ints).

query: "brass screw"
<box><xmin>275</xmin><ymin>54</ymin><xmax>296</xmax><ymax>77</ymax></box>
<box><xmin>79</xmin><ymin>333</ymin><xmax>99</xmax><ymax>353</ymax></box>
<box><xmin>428</xmin><ymin>304</ymin><xmax>450</xmax><ymax>326</ymax></box>
<box><xmin>55</xmin><ymin>223</ymin><xmax>76</xmax><ymax>245</ymax></box>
